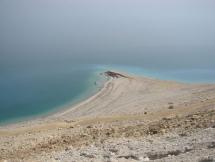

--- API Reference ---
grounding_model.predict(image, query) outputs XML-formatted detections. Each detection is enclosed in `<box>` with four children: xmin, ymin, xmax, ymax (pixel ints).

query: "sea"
<box><xmin>0</xmin><ymin>63</ymin><xmax>106</xmax><ymax>124</ymax></box>
<box><xmin>0</xmin><ymin>63</ymin><xmax>215</xmax><ymax>125</ymax></box>
<box><xmin>1</xmin><ymin>0</ymin><xmax>215</xmax><ymax>124</ymax></box>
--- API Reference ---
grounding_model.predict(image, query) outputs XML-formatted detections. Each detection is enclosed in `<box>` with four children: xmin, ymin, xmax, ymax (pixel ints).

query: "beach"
<box><xmin>0</xmin><ymin>71</ymin><xmax>215</xmax><ymax>162</ymax></box>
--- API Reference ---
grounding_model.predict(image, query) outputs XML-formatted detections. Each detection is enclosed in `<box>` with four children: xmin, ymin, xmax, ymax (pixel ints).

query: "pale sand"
<box><xmin>53</xmin><ymin>72</ymin><xmax>215</xmax><ymax>120</ymax></box>
<box><xmin>0</xmin><ymin>72</ymin><xmax>215</xmax><ymax>161</ymax></box>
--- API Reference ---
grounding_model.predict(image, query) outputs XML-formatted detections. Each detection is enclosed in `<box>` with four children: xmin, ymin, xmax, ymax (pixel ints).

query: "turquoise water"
<box><xmin>0</xmin><ymin>63</ymin><xmax>106</xmax><ymax>124</ymax></box>
<box><xmin>100</xmin><ymin>65</ymin><xmax>215</xmax><ymax>84</ymax></box>
<box><xmin>1</xmin><ymin>0</ymin><xmax>215</xmax><ymax>125</ymax></box>
<box><xmin>0</xmin><ymin>63</ymin><xmax>215</xmax><ymax>125</ymax></box>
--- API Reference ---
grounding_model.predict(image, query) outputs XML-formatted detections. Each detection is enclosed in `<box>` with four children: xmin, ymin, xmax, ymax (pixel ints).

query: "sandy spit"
<box><xmin>0</xmin><ymin>71</ymin><xmax>215</xmax><ymax>162</ymax></box>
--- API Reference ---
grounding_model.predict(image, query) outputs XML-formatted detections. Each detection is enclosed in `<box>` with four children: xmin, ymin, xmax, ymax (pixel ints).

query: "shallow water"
<box><xmin>0</xmin><ymin>63</ymin><xmax>105</xmax><ymax>124</ymax></box>
<box><xmin>1</xmin><ymin>0</ymin><xmax>215</xmax><ymax>124</ymax></box>
<box><xmin>0</xmin><ymin>63</ymin><xmax>215</xmax><ymax>124</ymax></box>
<box><xmin>101</xmin><ymin>65</ymin><xmax>215</xmax><ymax>84</ymax></box>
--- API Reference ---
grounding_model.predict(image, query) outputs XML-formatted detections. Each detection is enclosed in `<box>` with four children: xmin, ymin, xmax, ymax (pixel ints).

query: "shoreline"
<box><xmin>0</xmin><ymin>75</ymin><xmax>112</xmax><ymax>130</ymax></box>
<box><xmin>100</xmin><ymin>65</ymin><xmax>215</xmax><ymax>84</ymax></box>
<box><xmin>0</xmin><ymin>70</ymin><xmax>134</xmax><ymax>128</ymax></box>
<box><xmin>0</xmin><ymin>71</ymin><xmax>109</xmax><ymax>128</ymax></box>
<box><xmin>0</xmin><ymin>71</ymin><xmax>215</xmax><ymax>161</ymax></box>
<box><xmin>50</xmin><ymin>77</ymin><xmax>112</xmax><ymax>119</ymax></box>
<box><xmin>0</xmin><ymin>70</ymin><xmax>214</xmax><ymax>129</ymax></box>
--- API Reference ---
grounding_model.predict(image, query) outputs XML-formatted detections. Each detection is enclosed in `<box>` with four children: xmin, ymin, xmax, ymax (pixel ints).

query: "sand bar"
<box><xmin>0</xmin><ymin>71</ymin><xmax>215</xmax><ymax>161</ymax></box>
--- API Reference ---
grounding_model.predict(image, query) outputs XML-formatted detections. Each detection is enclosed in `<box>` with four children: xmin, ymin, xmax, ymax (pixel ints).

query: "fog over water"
<box><xmin>0</xmin><ymin>0</ymin><xmax>215</xmax><ymax>123</ymax></box>
<box><xmin>1</xmin><ymin>0</ymin><xmax>215</xmax><ymax>70</ymax></box>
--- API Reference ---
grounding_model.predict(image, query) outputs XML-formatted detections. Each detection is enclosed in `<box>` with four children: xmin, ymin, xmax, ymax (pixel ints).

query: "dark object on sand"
<box><xmin>104</xmin><ymin>71</ymin><xmax>128</xmax><ymax>78</ymax></box>
<box><xmin>168</xmin><ymin>105</ymin><xmax>174</xmax><ymax>109</ymax></box>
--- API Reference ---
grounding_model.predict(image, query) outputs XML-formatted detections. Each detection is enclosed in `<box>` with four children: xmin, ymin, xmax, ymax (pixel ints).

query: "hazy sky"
<box><xmin>1</xmin><ymin>0</ymin><xmax>215</xmax><ymax>69</ymax></box>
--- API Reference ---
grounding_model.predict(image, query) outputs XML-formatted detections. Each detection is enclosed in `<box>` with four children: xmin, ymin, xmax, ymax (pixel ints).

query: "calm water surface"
<box><xmin>0</xmin><ymin>63</ymin><xmax>104</xmax><ymax>124</ymax></box>
<box><xmin>1</xmin><ymin>0</ymin><xmax>215</xmax><ymax>124</ymax></box>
